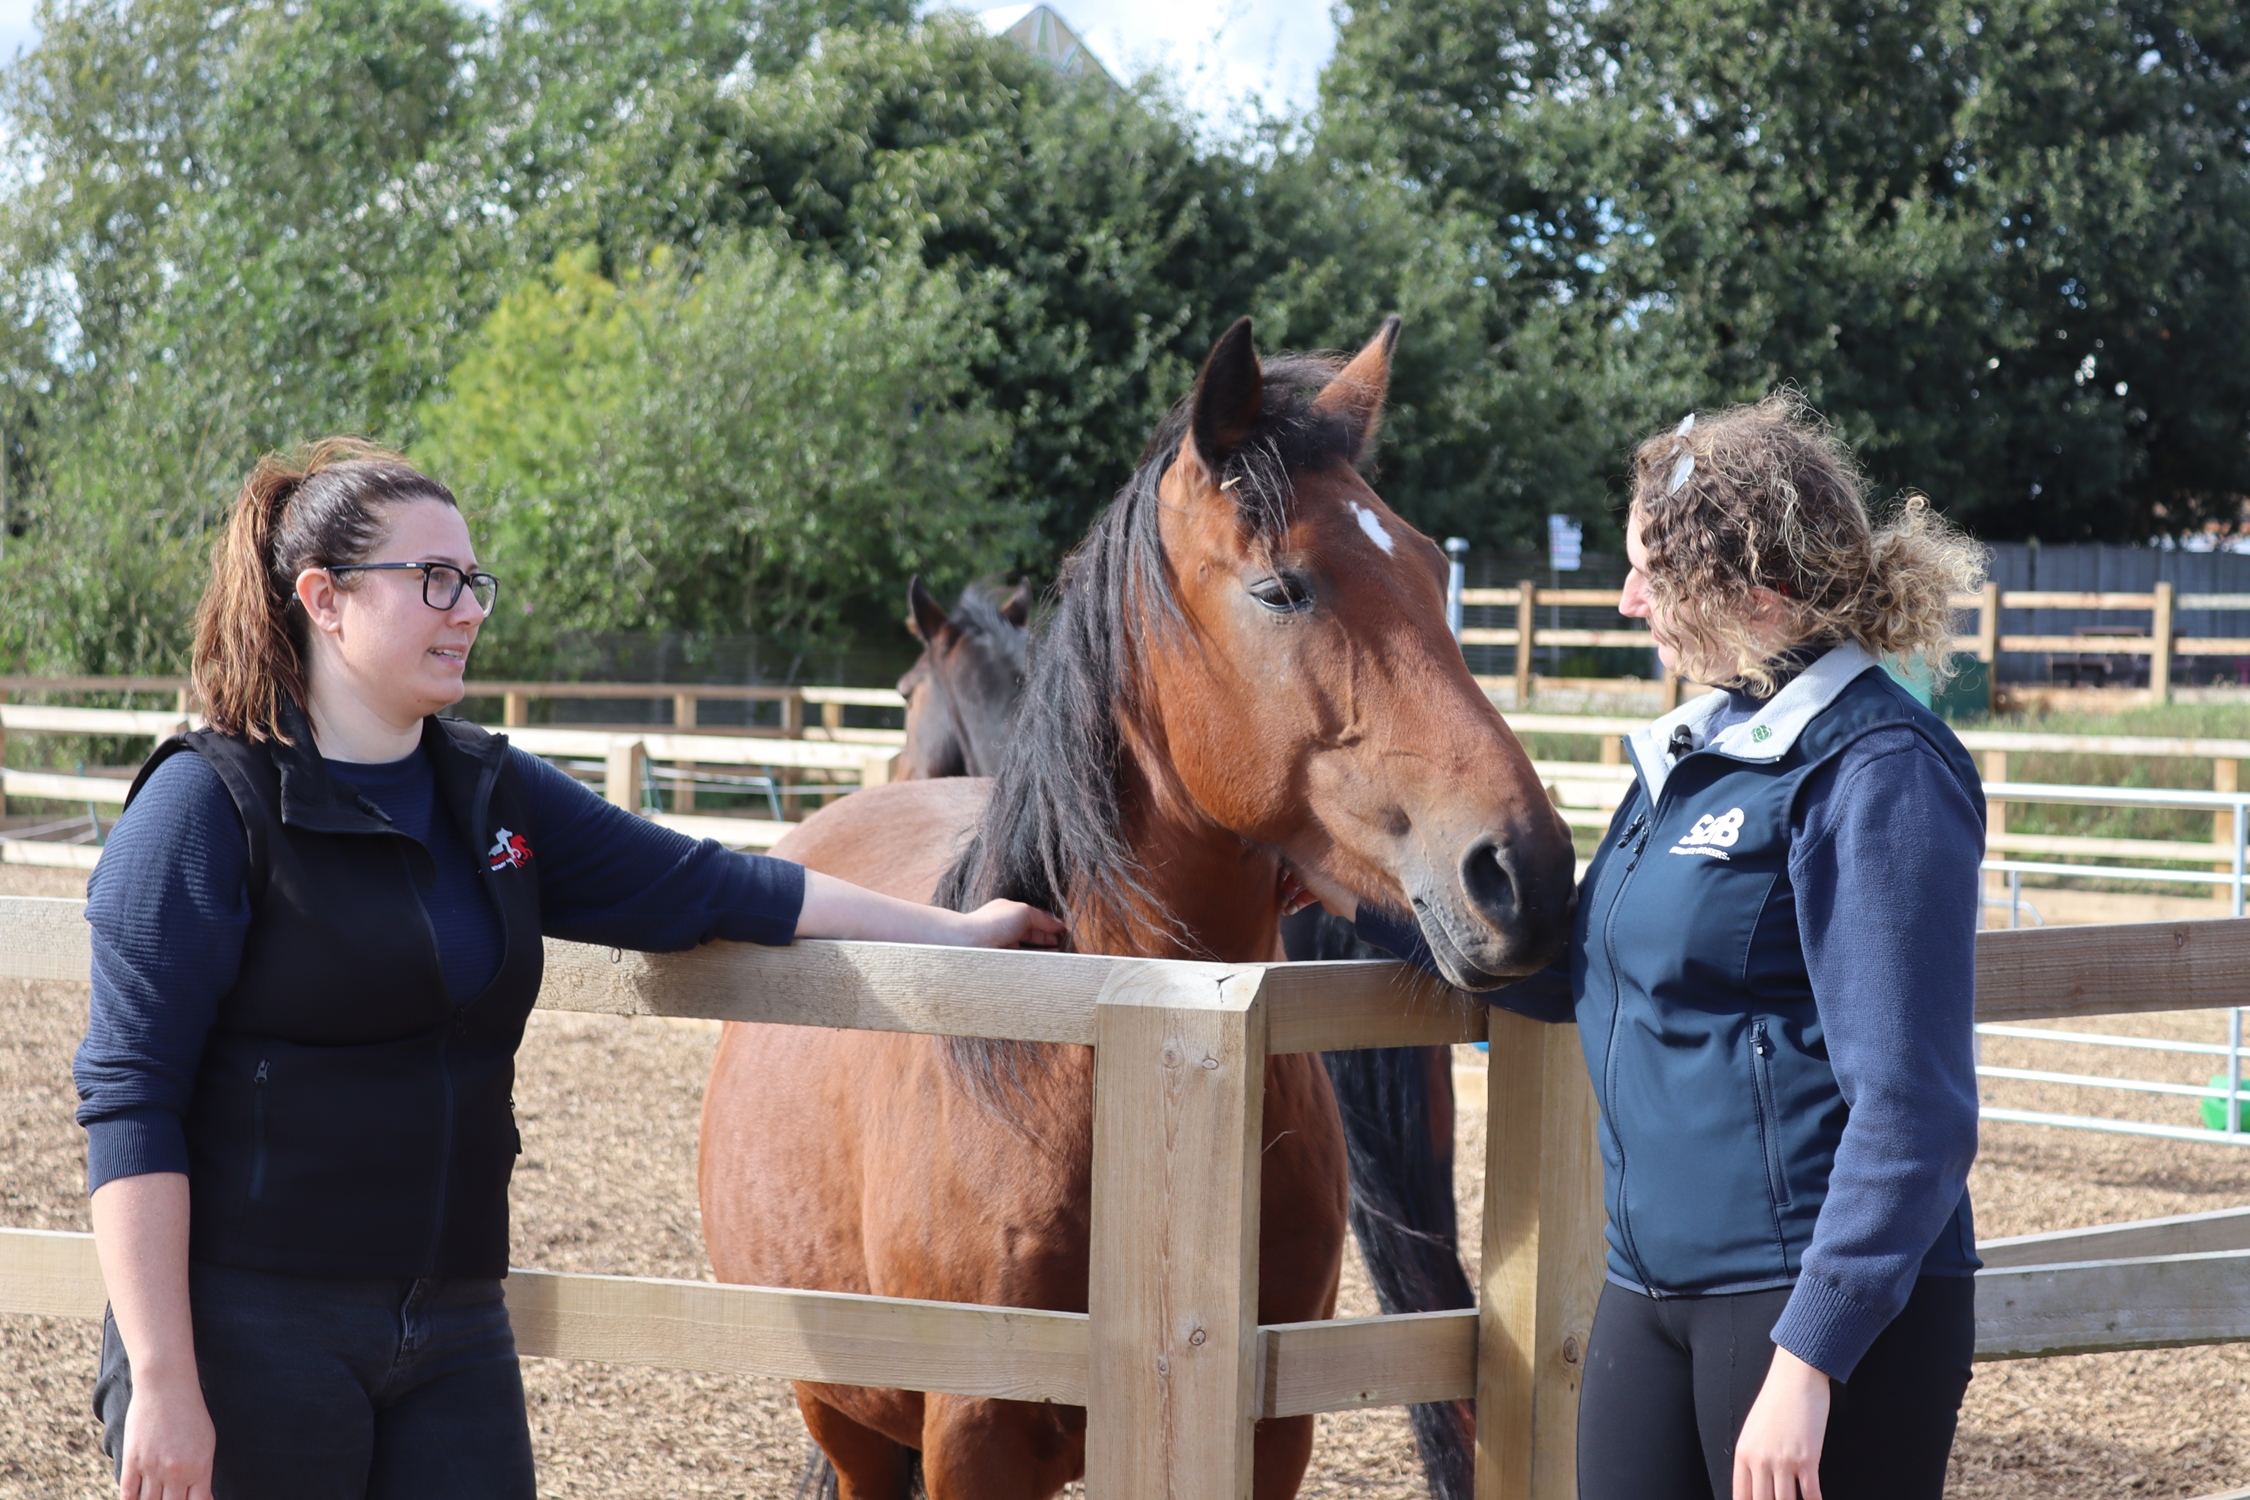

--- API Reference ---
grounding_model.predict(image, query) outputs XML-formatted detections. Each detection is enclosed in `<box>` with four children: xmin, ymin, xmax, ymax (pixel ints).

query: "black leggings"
<box><xmin>1577</xmin><ymin>1274</ymin><xmax>1974</xmax><ymax>1500</ymax></box>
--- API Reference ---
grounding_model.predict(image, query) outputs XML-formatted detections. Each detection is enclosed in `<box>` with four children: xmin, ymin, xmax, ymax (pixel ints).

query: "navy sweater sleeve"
<box><xmin>74</xmin><ymin>751</ymin><xmax>253</xmax><ymax>1192</ymax></box>
<box><xmin>1766</xmin><ymin>727</ymin><xmax>1984</xmax><ymax>1380</ymax></box>
<box><xmin>512</xmin><ymin>748</ymin><xmax>806</xmax><ymax>949</ymax></box>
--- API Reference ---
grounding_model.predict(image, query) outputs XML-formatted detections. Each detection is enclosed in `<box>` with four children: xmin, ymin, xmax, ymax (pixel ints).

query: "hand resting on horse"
<box><xmin>796</xmin><ymin>871</ymin><xmax>1064</xmax><ymax>949</ymax></box>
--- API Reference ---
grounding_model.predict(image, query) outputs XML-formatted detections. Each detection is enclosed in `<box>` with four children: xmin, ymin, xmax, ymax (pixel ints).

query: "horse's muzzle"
<box><xmin>1409</xmin><ymin>820</ymin><xmax>1576</xmax><ymax>989</ymax></box>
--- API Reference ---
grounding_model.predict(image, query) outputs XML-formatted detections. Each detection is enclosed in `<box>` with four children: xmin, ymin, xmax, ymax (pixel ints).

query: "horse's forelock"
<box><xmin>933</xmin><ymin>348</ymin><xmax>1371</xmax><ymax>1120</ymax></box>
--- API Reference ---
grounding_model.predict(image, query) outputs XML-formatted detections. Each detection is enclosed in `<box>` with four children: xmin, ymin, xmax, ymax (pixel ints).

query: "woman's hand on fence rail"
<box><xmin>796</xmin><ymin>872</ymin><xmax>1064</xmax><ymax>950</ymax></box>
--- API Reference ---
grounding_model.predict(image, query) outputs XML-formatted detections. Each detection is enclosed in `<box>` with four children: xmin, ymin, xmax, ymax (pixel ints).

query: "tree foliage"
<box><xmin>1320</xmin><ymin>0</ymin><xmax>2250</xmax><ymax>541</ymax></box>
<box><xmin>417</xmin><ymin>240</ymin><xmax>1021</xmax><ymax>671</ymax></box>
<box><xmin>0</xmin><ymin>0</ymin><xmax>2245</xmax><ymax>676</ymax></box>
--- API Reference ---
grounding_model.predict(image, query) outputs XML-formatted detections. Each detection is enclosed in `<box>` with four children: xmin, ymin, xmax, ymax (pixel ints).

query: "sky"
<box><xmin>1003</xmin><ymin>1</ymin><xmax>1334</xmax><ymax>127</ymax></box>
<box><xmin>0</xmin><ymin>1</ymin><xmax>1337</xmax><ymax>131</ymax></box>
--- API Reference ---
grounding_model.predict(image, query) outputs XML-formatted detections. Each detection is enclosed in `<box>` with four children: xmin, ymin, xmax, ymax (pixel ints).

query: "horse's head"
<box><xmin>896</xmin><ymin>575</ymin><xmax>1032</xmax><ymax>780</ymax></box>
<box><xmin>1142</xmin><ymin>317</ymin><xmax>1574</xmax><ymax>985</ymax></box>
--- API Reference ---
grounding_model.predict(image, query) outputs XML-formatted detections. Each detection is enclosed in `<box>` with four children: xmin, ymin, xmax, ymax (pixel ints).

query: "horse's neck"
<box><xmin>1081</xmin><ymin>753</ymin><xmax>1283</xmax><ymax>964</ymax></box>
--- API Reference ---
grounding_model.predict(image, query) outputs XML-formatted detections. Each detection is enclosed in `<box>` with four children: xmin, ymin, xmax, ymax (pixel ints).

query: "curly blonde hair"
<box><xmin>1630</xmin><ymin>392</ymin><xmax>1986</xmax><ymax>697</ymax></box>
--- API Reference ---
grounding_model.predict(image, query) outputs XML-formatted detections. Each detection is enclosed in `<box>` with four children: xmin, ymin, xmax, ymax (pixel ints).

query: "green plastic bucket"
<box><xmin>2200</xmin><ymin>1075</ymin><xmax>2250</xmax><ymax>1132</ymax></box>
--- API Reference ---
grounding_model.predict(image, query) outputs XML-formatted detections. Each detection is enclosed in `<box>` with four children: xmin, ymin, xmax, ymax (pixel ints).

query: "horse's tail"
<box><xmin>1323</xmin><ymin>1045</ymin><xmax>1477</xmax><ymax>1500</ymax></box>
<box><xmin>1288</xmin><ymin>911</ymin><xmax>1477</xmax><ymax>1500</ymax></box>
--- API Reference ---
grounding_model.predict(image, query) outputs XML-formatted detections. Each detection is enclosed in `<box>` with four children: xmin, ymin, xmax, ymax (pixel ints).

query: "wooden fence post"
<box><xmin>605</xmin><ymin>738</ymin><xmax>647</xmax><ymax>813</ymax></box>
<box><xmin>1514</xmin><ymin>583</ymin><xmax>1538</xmax><ymax>711</ymax></box>
<box><xmin>1983</xmin><ymin>750</ymin><xmax>2008</xmax><ymax>909</ymax></box>
<box><xmin>2151</xmin><ymin>582</ymin><xmax>2175</xmax><ymax>704</ymax></box>
<box><xmin>1477</xmin><ymin>1009</ymin><xmax>1604</xmax><ymax>1500</ymax></box>
<box><xmin>1085</xmin><ymin>963</ymin><xmax>1266</xmax><ymax>1500</ymax></box>
<box><xmin>1978</xmin><ymin>581</ymin><xmax>2001</xmax><ymax>715</ymax></box>
<box><xmin>504</xmin><ymin>691</ymin><xmax>529</xmax><ymax>728</ymax></box>
<box><xmin>779</xmin><ymin>693</ymin><xmax>806</xmax><ymax>818</ymax></box>
<box><xmin>2216</xmin><ymin>758</ymin><xmax>2239</xmax><ymax>912</ymax></box>
<box><xmin>672</xmin><ymin>693</ymin><xmax>698</xmax><ymax>813</ymax></box>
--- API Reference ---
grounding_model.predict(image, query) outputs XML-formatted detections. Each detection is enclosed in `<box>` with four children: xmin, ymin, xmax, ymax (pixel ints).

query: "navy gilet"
<box><xmin>1577</xmin><ymin>644</ymin><xmax>1985</xmax><ymax>1295</ymax></box>
<box><xmin>124</xmin><ymin>704</ymin><xmax>544</xmax><ymax>1278</ymax></box>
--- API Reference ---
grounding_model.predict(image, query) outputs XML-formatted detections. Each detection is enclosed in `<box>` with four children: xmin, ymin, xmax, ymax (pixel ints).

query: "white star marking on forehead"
<box><xmin>1350</xmin><ymin>502</ymin><xmax>1397</xmax><ymax>555</ymax></box>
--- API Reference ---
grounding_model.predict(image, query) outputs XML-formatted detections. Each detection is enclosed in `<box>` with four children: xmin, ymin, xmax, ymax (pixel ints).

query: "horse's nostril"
<box><xmin>1459</xmin><ymin>837</ymin><xmax>1520</xmax><ymax>928</ymax></box>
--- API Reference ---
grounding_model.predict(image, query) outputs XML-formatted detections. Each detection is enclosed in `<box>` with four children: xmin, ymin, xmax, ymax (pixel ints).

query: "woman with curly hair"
<box><xmin>1346</xmin><ymin>393</ymin><xmax>1988</xmax><ymax>1500</ymax></box>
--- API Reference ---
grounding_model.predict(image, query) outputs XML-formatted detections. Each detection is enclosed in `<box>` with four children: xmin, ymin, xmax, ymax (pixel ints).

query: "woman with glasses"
<box><xmin>1340</xmin><ymin>396</ymin><xmax>1987</xmax><ymax>1500</ymax></box>
<box><xmin>73</xmin><ymin>440</ymin><xmax>1062</xmax><ymax>1500</ymax></box>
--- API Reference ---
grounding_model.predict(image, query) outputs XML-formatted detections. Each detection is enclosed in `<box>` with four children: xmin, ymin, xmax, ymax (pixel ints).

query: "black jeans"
<box><xmin>96</xmin><ymin>1261</ymin><xmax>535</xmax><ymax>1500</ymax></box>
<box><xmin>1577</xmin><ymin>1273</ymin><xmax>1975</xmax><ymax>1500</ymax></box>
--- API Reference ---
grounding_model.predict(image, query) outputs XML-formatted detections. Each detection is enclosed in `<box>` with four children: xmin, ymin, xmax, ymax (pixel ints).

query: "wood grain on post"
<box><xmin>1515</xmin><ymin>581</ymin><xmax>1538</xmax><ymax>711</ymax></box>
<box><xmin>604</xmin><ymin>738</ymin><xmax>647</xmax><ymax>812</ymax></box>
<box><xmin>1978</xmin><ymin>580</ymin><xmax>2001</xmax><ymax>715</ymax></box>
<box><xmin>1982</xmin><ymin>749</ymin><xmax>2008</xmax><ymax>907</ymax></box>
<box><xmin>1477</xmin><ymin>1010</ymin><xmax>1604</xmax><ymax>1500</ymax></box>
<box><xmin>2152</xmin><ymin>581</ymin><xmax>2175</xmax><ymax>703</ymax></box>
<box><xmin>672</xmin><ymin>692</ymin><xmax>697</xmax><ymax>812</ymax></box>
<box><xmin>1085</xmin><ymin>963</ymin><xmax>1267</xmax><ymax>1500</ymax></box>
<box><xmin>2215</xmin><ymin>758</ymin><xmax>2238</xmax><ymax>910</ymax></box>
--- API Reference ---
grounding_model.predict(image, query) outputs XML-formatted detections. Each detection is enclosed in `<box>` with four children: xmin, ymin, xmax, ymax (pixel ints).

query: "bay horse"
<box><xmin>894</xmin><ymin>575</ymin><xmax>1032</xmax><ymax>780</ymax></box>
<box><xmin>699</xmin><ymin>317</ymin><xmax>1575</xmax><ymax>1500</ymax></box>
<box><xmin>904</xmin><ymin>576</ymin><xmax>1480</xmax><ymax>1496</ymax></box>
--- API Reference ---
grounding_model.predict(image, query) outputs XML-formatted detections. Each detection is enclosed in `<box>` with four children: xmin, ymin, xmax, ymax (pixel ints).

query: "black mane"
<box><xmin>931</xmin><ymin>353</ymin><xmax>1359</xmax><ymax>1108</ymax></box>
<box><xmin>934</xmin><ymin>353</ymin><xmax>1356</xmax><ymax>924</ymax></box>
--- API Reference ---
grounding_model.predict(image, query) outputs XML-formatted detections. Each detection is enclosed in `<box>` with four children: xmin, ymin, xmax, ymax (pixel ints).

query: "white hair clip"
<box><xmin>1220</xmin><ymin>475</ymin><xmax>1241</xmax><ymax>491</ymax></box>
<box><xmin>1666</xmin><ymin>412</ymin><xmax>1696</xmax><ymax>494</ymax></box>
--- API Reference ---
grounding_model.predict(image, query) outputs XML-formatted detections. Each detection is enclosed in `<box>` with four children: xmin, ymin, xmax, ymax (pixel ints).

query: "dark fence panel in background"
<box><xmin>1986</xmin><ymin>544</ymin><xmax>2250</xmax><ymax>686</ymax></box>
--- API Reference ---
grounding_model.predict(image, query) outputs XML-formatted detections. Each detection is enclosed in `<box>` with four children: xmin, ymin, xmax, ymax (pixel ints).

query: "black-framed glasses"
<box><xmin>327</xmin><ymin>561</ymin><xmax>500</xmax><ymax>615</ymax></box>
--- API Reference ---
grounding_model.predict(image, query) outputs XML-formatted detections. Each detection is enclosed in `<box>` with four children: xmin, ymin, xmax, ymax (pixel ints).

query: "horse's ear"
<box><xmin>1189</xmin><ymin>316</ymin><xmax>1264</xmax><ymax>479</ymax></box>
<box><xmin>908</xmin><ymin>574</ymin><xmax>950</xmax><ymax>644</ymax></box>
<box><xmin>1312</xmin><ymin>315</ymin><xmax>1402</xmax><ymax>459</ymax></box>
<box><xmin>999</xmin><ymin>578</ymin><xmax>1033</xmax><ymax>627</ymax></box>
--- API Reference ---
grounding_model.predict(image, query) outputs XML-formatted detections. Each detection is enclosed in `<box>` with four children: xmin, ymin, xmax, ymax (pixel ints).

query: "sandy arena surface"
<box><xmin>4</xmin><ymin>860</ymin><xmax>2249</xmax><ymax>1498</ymax></box>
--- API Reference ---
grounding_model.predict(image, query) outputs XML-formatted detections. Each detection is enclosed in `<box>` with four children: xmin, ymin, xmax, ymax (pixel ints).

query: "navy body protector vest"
<box><xmin>1571</xmin><ymin>643</ymin><xmax>1985</xmax><ymax>1296</ymax></box>
<box><xmin>124</xmin><ymin>704</ymin><xmax>544</xmax><ymax>1278</ymax></box>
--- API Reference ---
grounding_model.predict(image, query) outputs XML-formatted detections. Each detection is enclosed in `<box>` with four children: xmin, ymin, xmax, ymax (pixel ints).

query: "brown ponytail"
<box><xmin>193</xmin><ymin>438</ymin><xmax>461</xmax><ymax>742</ymax></box>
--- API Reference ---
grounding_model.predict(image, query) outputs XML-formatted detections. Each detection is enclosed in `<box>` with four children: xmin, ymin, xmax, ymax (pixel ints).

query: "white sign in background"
<box><xmin>1547</xmin><ymin>514</ymin><xmax>1584</xmax><ymax>573</ymax></box>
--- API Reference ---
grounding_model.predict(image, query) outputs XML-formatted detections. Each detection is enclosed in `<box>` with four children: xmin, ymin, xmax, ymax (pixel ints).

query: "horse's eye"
<box><xmin>1249</xmin><ymin>574</ymin><xmax>1311</xmax><ymax>613</ymax></box>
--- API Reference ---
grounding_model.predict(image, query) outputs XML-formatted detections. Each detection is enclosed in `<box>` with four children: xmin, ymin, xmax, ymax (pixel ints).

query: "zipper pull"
<box><xmin>1617</xmin><ymin>812</ymin><xmax>1646</xmax><ymax>847</ymax></box>
<box><xmin>254</xmin><ymin>1060</ymin><xmax>269</xmax><ymax>1084</ymax></box>
<box><xmin>1753</xmin><ymin>1023</ymin><xmax>1773</xmax><ymax>1057</ymax></box>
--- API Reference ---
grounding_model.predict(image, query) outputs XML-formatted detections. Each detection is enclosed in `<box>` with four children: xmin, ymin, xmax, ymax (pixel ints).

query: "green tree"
<box><xmin>1319</xmin><ymin>0</ymin><xmax>2250</xmax><ymax>540</ymax></box>
<box><xmin>536</xmin><ymin>17</ymin><xmax>1275</xmax><ymax>553</ymax></box>
<box><xmin>415</xmin><ymin>239</ymin><xmax>1024</xmax><ymax>669</ymax></box>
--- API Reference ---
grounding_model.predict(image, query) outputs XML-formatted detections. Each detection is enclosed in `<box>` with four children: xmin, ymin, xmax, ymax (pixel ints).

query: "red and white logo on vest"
<box><xmin>487</xmin><ymin>827</ymin><xmax>534</xmax><ymax>872</ymax></box>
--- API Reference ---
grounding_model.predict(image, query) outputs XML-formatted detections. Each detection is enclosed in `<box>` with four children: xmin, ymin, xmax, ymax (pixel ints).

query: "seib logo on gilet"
<box><xmin>1670</xmin><ymin>807</ymin><xmax>1744</xmax><ymax>860</ymax></box>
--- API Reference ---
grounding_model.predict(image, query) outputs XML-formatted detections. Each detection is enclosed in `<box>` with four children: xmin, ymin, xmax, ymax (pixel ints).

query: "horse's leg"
<box><xmin>919</xmin><ymin>1395</ymin><xmax>1082</xmax><ymax>1500</ymax></box>
<box><xmin>1253</xmin><ymin>1415</ymin><xmax>1320</xmax><ymax>1500</ymax></box>
<box><xmin>797</xmin><ymin>1387</ymin><xmax>918</xmax><ymax>1500</ymax></box>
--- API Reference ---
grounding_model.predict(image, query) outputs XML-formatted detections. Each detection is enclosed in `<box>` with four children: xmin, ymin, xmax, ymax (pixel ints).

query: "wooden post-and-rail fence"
<box><xmin>6</xmin><ymin>897</ymin><xmax>2250</xmax><ymax>1497</ymax></box>
<box><xmin>1456</xmin><ymin>582</ymin><xmax>2250</xmax><ymax>710</ymax></box>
